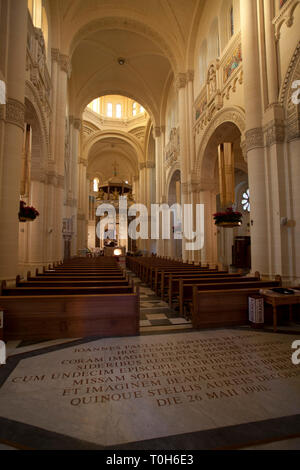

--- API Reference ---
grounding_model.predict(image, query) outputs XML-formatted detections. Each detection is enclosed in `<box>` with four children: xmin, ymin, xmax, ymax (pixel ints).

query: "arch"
<box><xmin>78</xmin><ymin>89</ymin><xmax>158</xmax><ymax>129</ymax></box>
<box><xmin>166</xmin><ymin>164</ymin><xmax>181</xmax><ymax>202</ymax></box>
<box><xmin>25</xmin><ymin>80</ymin><xmax>49</xmax><ymax>157</ymax></box>
<box><xmin>279</xmin><ymin>41</ymin><xmax>300</xmax><ymax>141</ymax></box>
<box><xmin>279</xmin><ymin>40</ymin><xmax>300</xmax><ymax>107</ymax></box>
<box><xmin>83</xmin><ymin>130</ymin><xmax>144</xmax><ymax>166</ymax></box>
<box><xmin>194</xmin><ymin>106</ymin><xmax>246</xmax><ymax>179</ymax></box>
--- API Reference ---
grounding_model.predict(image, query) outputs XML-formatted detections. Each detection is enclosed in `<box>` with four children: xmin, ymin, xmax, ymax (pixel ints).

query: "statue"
<box><xmin>98</xmin><ymin>188</ymin><xmax>105</xmax><ymax>200</ymax></box>
<box><xmin>208</xmin><ymin>65</ymin><xmax>217</xmax><ymax>96</ymax></box>
<box><xmin>112</xmin><ymin>188</ymin><xmax>119</xmax><ymax>200</ymax></box>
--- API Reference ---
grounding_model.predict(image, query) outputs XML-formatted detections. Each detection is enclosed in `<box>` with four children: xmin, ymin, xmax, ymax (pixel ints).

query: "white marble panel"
<box><xmin>0</xmin><ymin>330</ymin><xmax>300</xmax><ymax>447</ymax></box>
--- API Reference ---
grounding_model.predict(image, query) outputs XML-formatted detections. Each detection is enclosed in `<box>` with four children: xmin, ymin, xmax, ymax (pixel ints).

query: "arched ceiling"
<box><xmin>87</xmin><ymin>137</ymin><xmax>139</xmax><ymax>183</ymax></box>
<box><xmin>71</xmin><ymin>28</ymin><xmax>172</xmax><ymax>124</ymax></box>
<box><xmin>53</xmin><ymin>0</ymin><xmax>203</xmax><ymax>123</ymax></box>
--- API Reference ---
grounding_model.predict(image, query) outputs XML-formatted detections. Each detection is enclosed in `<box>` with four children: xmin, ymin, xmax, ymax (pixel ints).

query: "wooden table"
<box><xmin>260</xmin><ymin>289</ymin><xmax>300</xmax><ymax>332</ymax></box>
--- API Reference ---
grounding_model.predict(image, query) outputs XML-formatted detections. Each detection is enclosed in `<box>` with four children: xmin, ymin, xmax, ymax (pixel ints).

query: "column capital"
<box><xmin>5</xmin><ymin>98</ymin><xmax>25</xmax><ymax>130</ymax></box>
<box><xmin>51</xmin><ymin>48</ymin><xmax>60</xmax><ymax>62</ymax></box>
<box><xmin>79</xmin><ymin>158</ymin><xmax>88</xmax><ymax>167</ymax></box>
<box><xmin>59</xmin><ymin>54</ymin><xmax>72</xmax><ymax>77</ymax></box>
<box><xmin>73</xmin><ymin>118</ymin><xmax>82</xmax><ymax>131</ymax></box>
<box><xmin>264</xmin><ymin>119</ymin><xmax>285</xmax><ymax>147</ymax></box>
<box><xmin>153</xmin><ymin>126</ymin><xmax>161</xmax><ymax>138</ymax></box>
<box><xmin>245</xmin><ymin>127</ymin><xmax>264</xmax><ymax>152</ymax></box>
<box><xmin>175</xmin><ymin>73</ymin><xmax>187</xmax><ymax>90</ymax></box>
<box><xmin>187</xmin><ymin>70</ymin><xmax>195</xmax><ymax>82</ymax></box>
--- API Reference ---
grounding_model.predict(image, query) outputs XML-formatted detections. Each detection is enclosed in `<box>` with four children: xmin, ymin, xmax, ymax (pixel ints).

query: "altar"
<box><xmin>92</xmin><ymin>173</ymin><xmax>136</xmax><ymax>254</ymax></box>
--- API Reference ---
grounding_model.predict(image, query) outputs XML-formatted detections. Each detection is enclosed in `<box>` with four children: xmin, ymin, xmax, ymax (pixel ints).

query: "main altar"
<box><xmin>95</xmin><ymin>175</ymin><xmax>136</xmax><ymax>255</ymax></box>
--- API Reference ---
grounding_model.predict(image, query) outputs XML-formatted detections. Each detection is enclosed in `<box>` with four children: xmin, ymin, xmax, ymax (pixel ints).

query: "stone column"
<box><xmin>0</xmin><ymin>0</ymin><xmax>27</xmax><ymax>281</ymax></box>
<box><xmin>70</xmin><ymin>118</ymin><xmax>81</xmax><ymax>256</ymax></box>
<box><xmin>77</xmin><ymin>158</ymin><xmax>88</xmax><ymax>252</ymax></box>
<box><xmin>187</xmin><ymin>71</ymin><xmax>196</xmax><ymax>174</ymax></box>
<box><xmin>241</xmin><ymin>0</ymin><xmax>269</xmax><ymax>276</ymax></box>
<box><xmin>27</xmin><ymin>178</ymin><xmax>45</xmax><ymax>269</ymax></box>
<box><xmin>53</xmin><ymin>53</ymin><xmax>69</xmax><ymax>262</ymax></box>
<box><xmin>199</xmin><ymin>187</ymin><xmax>218</xmax><ymax>267</ymax></box>
<box><xmin>176</xmin><ymin>73</ymin><xmax>189</xmax><ymax>261</ymax></box>
<box><xmin>145</xmin><ymin>161</ymin><xmax>155</xmax><ymax>253</ymax></box>
<box><xmin>154</xmin><ymin>127</ymin><xmax>164</xmax><ymax>256</ymax></box>
<box><xmin>263</xmin><ymin>0</ymin><xmax>278</xmax><ymax>105</ymax></box>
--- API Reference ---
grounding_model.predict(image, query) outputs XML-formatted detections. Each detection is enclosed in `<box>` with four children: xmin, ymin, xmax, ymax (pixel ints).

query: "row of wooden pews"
<box><xmin>0</xmin><ymin>257</ymin><xmax>140</xmax><ymax>341</ymax></box>
<box><xmin>127</xmin><ymin>256</ymin><xmax>282</xmax><ymax>329</ymax></box>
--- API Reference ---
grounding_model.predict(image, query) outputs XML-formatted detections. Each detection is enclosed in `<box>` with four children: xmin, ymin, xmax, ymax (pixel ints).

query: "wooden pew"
<box><xmin>191</xmin><ymin>287</ymin><xmax>269</xmax><ymax>329</ymax></box>
<box><xmin>167</xmin><ymin>273</ymin><xmax>246</xmax><ymax>305</ymax></box>
<box><xmin>17</xmin><ymin>278</ymin><xmax>130</xmax><ymax>288</ymax></box>
<box><xmin>0</xmin><ymin>290</ymin><xmax>140</xmax><ymax>340</ymax></box>
<box><xmin>155</xmin><ymin>267</ymin><xmax>224</xmax><ymax>294</ymax></box>
<box><xmin>179</xmin><ymin>279</ymin><xmax>281</xmax><ymax>317</ymax></box>
<box><xmin>1</xmin><ymin>282</ymin><xmax>134</xmax><ymax>296</ymax></box>
<box><xmin>153</xmin><ymin>267</ymin><xmax>220</xmax><ymax>293</ymax></box>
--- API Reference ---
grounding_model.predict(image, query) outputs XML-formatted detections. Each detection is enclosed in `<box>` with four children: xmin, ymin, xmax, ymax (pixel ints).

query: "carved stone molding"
<box><xmin>279</xmin><ymin>41</ymin><xmax>300</xmax><ymax>142</ymax></box>
<box><xmin>287</xmin><ymin>108</ymin><xmax>300</xmax><ymax>141</ymax></box>
<box><xmin>245</xmin><ymin>127</ymin><xmax>264</xmax><ymax>152</ymax></box>
<box><xmin>273</xmin><ymin>0</ymin><xmax>300</xmax><ymax>41</ymax></box>
<box><xmin>51</xmin><ymin>48</ymin><xmax>60</xmax><ymax>63</ymax></box>
<box><xmin>139</xmin><ymin>161</ymin><xmax>154</xmax><ymax>170</ymax></box>
<box><xmin>264</xmin><ymin>120</ymin><xmax>285</xmax><ymax>146</ymax></box>
<box><xmin>5</xmin><ymin>98</ymin><xmax>25</xmax><ymax>129</ymax></box>
<box><xmin>280</xmin><ymin>41</ymin><xmax>300</xmax><ymax>106</ymax></box>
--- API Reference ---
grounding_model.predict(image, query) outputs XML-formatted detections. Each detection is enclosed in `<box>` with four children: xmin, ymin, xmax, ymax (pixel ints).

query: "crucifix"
<box><xmin>112</xmin><ymin>161</ymin><xmax>119</xmax><ymax>177</ymax></box>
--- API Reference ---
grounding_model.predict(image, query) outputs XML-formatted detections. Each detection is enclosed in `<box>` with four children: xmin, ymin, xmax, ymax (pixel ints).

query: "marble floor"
<box><xmin>1</xmin><ymin>274</ymin><xmax>300</xmax><ymax>450</ymax></box>
<box><xmin>1</xmin><ymin>328</ymin><xmax>300</xmax><ymax>450</ymax></box>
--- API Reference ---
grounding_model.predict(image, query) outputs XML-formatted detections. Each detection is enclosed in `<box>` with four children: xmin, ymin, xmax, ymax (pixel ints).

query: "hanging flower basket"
<box><xmin>19</xmin><ymin>201</ymin><xmax>40</xmax><ymax>222</ymax></box>
<box><xmin>213</xmin><ymin>207</ymin><xmax>242</xmax><ymax>228</ymax></box>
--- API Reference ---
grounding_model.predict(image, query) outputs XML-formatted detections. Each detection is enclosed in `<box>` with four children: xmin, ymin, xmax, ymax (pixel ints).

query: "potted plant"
<box><xmin>19</xmin><ymin>200</ymin><xmax>40</xmax><ymax>222</ymax></box>
<box><xmin>213</xmin><ymin>207</ymin><xmax>242</xmax><ymax>228</ymax></box>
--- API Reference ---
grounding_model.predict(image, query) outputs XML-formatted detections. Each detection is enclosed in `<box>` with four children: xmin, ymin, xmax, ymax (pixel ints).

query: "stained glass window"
<box><xmin>242</xmin><ymin>189</ymin><xmax>250</xmax><ymax>212</ymax></box>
